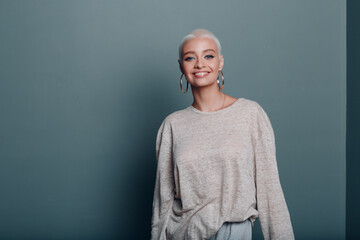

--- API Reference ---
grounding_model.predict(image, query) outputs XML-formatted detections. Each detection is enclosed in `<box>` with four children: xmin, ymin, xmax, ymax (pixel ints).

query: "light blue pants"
<box><xmin>208</xmin><ymin>219</ymin><xmax>252</xmax><ymax>240</ymax></box>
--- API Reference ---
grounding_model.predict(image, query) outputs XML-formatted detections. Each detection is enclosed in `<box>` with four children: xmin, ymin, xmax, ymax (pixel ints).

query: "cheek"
<box><xmin>209</xmin><ymin>61</ymin><xmax>220</xmax><ymax>71</ymax></box>
<box><xmin>183</xmin><ymin>64</ymin><xmax>192</xmax><ymax>74</ymax></box>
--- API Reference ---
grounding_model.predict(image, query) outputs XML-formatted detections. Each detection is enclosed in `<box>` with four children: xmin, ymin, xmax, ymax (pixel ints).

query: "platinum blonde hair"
<box><xmin>178</xmin><ymin>28</ymin><xmax>222</xmax><ymax>63</ymax></box>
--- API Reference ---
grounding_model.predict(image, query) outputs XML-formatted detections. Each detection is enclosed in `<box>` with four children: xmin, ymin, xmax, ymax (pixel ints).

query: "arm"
<box><xmin>254</xmin><ymin>104</ymin><xmax>295</xmax><ymax>240</ymax></box>
<box><xmin>151</xmin><ymin>119</ymin><xmax>175</xmax><ymax>240</ymax></box>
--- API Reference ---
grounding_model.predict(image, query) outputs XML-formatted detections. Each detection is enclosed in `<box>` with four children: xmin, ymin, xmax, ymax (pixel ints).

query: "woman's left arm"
<box><xmin>253</xmin><ymin>103</ymin><xmax>295</xmax><ymax>240</ymax></box>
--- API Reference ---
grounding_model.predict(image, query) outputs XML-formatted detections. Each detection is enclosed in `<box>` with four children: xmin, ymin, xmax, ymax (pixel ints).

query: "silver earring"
<box><xmin>217</xmin><ymin>71</ymin><xmax>224</xmax><ymax>90</ymax></box>
<box><xmin>180</xmin><ymin>73</ymin><xmax>189</xmax><ymax>93</ymax></box>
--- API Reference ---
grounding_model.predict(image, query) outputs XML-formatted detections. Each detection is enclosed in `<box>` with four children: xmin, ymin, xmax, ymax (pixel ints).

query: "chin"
<box><xmin>191</xmin><ymin>80</ymin><xmax>216</xmax><ymax>88</ymax></box>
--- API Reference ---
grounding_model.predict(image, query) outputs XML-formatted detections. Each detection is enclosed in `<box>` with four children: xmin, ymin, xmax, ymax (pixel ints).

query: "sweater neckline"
<box><xmin>187</xmin><ymin>97</ymin><xmax>244</xmax><ymax>114</ymax></box>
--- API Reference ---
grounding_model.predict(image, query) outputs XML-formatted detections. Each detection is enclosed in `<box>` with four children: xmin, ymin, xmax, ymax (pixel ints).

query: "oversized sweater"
<box><xmin>150</xmin><ymin>97</ymin><xmax>295</xmax><ymax>240</ymax></box>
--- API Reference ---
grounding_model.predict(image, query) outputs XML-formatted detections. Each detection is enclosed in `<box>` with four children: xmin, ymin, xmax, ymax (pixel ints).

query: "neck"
<box><xmin>191</xmin><ymin>83</ymin><xmax>225</xmax><ymax>112</ymax></box>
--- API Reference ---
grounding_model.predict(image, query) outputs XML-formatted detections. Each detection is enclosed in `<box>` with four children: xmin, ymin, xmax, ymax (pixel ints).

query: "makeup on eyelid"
<box><xmin>184</xmin><ymin>55</ymin><xmax>215</xmax><ymax>62</ymax></box>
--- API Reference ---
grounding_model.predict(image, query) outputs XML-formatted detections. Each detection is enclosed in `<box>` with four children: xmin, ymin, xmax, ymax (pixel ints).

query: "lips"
<box><xmin>193</xmin><ymin>71</ymin><xmax>210</xmax><ymax>77</ymax></box>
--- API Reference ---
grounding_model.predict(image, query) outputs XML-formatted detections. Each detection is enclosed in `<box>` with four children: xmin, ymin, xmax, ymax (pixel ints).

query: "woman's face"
<box><xmin>179</xmin><ymin>37</ymin><xmax>224</xmax><ymax>88</ymax></box>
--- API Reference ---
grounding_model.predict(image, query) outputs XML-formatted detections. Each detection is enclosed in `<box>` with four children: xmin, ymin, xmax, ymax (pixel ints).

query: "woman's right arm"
<box><xmin>151</xmin><ymin>119</ymin><xmax>175</xmax><ymax>240</ymax></box>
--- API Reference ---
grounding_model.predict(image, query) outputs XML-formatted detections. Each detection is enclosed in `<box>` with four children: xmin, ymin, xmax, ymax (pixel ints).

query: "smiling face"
<box><xmin>179</xmin><ymin>37</ymin><xmax>224</xmax><ymax>88</ymax></box>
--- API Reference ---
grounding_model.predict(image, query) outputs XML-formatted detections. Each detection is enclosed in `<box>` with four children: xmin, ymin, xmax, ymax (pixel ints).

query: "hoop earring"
<box><xmin>180</xmin><ymin>73</ymin><xmax>189</xmax><ymax>94</ymax></box>
<box><xmin>217</xmin><ymin>71</ymin><xmax>224</xmax><ymax>90</ymax></box>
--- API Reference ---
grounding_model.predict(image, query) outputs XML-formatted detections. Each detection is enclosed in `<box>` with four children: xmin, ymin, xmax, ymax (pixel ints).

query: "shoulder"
<box><xmin>238</xmin><ymin>98</ymin><xmax>274</xmax><ymax>134</ymax></box>
<box><xmin>238</xmin><ymin>97</ymin><xmax>268</xmax><ymax>116</ymax></box>
<box><xmin>156</xmin><ymin>108</ymin><xmax>188</xmax><ymax>136</ymax></box>
<box><xmin>163</xmin><ymin>108</ymin><xmax>188</xmax><ymax>123</ymax></box>
<box><xmin>158</xmin><ymin>106</ymin><xmax>192</xmax><ymax>128</ymax></box>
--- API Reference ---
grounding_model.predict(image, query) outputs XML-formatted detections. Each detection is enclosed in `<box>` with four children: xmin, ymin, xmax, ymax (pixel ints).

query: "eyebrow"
<box><xmin>183</xmin><ymin>49</ymin><xmax>216</xmax><ymax>56</ymax></box>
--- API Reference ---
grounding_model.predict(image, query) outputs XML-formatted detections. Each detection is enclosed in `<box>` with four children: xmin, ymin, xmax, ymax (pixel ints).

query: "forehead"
<box><xmin>182</xmin><ymin>37</ymin><xmax>218</xmax><ymax>54</ymax></box>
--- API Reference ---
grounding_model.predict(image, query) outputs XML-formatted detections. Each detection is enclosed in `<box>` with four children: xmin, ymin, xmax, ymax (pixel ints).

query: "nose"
<box><xmin>194</xmin><ymin>57</ymin><xmax>204</xmax><ymax>68</ymax></box>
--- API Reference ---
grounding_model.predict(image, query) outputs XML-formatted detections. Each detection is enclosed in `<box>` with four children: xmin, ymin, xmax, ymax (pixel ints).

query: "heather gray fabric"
<box><xmin>151</xmin><ymin>98</ymin><xmax>294</xmax><ymax>240</ymax></box>
<box><xmin>208</xmin><ymin>219</ymin><xmax>252</xmax><ymax>240</ymax></box>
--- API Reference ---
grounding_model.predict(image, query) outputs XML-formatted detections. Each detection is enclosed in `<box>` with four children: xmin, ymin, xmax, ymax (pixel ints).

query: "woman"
<box><xmin>151</xmin><ymin>29</ymin><xmax>295</xmax><ymax>240</ymax></box>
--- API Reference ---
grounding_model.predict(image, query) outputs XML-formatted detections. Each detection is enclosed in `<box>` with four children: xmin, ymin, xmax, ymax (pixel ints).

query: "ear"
<box><xmin>178</xmin><ymin>59</ymin><xmax>184</xmax><ymax>73</ymax></box>
<box><xmin>218</xmin><ymin>55</ymin><xmax>224</xmax><ymax>71</ymax></box>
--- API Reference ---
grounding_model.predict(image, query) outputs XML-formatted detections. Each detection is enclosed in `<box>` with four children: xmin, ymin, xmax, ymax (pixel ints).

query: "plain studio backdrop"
<box><xmin>1</xmin><ymin>0</ymin><xmax>355</xmax><ymax>239</ymax></box>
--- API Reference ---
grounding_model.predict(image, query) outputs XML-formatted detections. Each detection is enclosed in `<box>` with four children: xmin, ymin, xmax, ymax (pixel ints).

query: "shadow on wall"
<box><xmin>118</xmin><ymin>63</ymin><xmax>176</xmax><ymax>239</ymax></box>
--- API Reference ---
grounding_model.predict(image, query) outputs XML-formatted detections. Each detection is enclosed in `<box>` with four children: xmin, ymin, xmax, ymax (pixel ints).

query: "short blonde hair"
<box><xmin>178</xmin><ymin>28</ymin><xmax>222</xmax><ymax>63</ymax></box>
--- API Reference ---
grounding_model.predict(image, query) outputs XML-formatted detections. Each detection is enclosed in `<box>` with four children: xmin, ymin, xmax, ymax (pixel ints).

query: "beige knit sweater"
<box><xmin>151</xmin><ymin>98</ymin><xmax>294</xmax><ymax>240</ymax></box>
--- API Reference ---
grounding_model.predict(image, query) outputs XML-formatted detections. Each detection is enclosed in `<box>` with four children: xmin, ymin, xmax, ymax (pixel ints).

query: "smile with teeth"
<box><xmin>193</xmin><ymin>72</ymin><xmax>209</xmax><ymax>77</ymax></box>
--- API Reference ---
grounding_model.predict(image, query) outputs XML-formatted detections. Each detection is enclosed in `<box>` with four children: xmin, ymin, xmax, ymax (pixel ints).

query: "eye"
<box><xmin>184</xmin><ymin>56</ymin><xmax>194</xmax><ymax>61</ymax></box>
<box><xmin>204</xmin><ymin>55</ymin><xmax>214</xmax><ymax>59</ymax></box>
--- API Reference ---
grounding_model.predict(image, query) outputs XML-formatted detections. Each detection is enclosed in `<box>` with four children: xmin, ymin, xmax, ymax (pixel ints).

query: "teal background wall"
<box><xmin>0</xmin><ymin>1</ymin><xmax>346</xmax><ymax>239</ymax></box>
<box><xmin>346</xmin><ymin>0</ymin><xmax>360</xmax><ymax>239</ymax></box>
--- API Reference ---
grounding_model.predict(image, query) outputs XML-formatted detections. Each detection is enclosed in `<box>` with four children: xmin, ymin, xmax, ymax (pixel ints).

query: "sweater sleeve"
<box><xmin>151</xmin><ymin>119</ymin><xmax>175</xmax><ymax>240</ymax></box>
<box><xmin>253</xmin><ymin>104</ymin><xmax>295</xmax><ymax>240</ymax></box>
